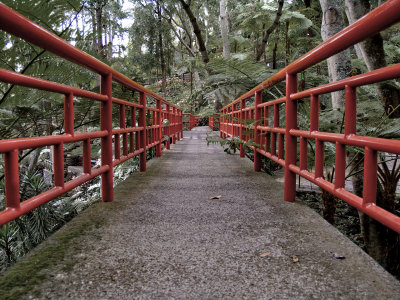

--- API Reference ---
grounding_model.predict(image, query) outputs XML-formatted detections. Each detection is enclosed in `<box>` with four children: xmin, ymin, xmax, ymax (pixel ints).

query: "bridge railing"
<box><xmin>208</xmin><ymin>113</ymin><xmax>220</xmax><ymax>131</ymax></box>
<box><xmin>0</xmin><ymin>4</ymin><xmax>184</xmax><ymax>226</ymax></box>
<box><xmin>217</xmin><ymin>0</ymin><xmax>400</xmax><ymax>233</ymax></box>
<box><xmin>183</xmin><ymin>113</ymin><xmax>198</xmax><ymax>131</ymax></box>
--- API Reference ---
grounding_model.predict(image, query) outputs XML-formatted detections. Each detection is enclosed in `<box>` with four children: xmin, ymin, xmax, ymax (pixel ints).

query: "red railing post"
<box><xmin>284</xmin><ymin>73</ymin><xmax>298</xmax><ymax>202</ymax></box>
<box><xmin>156</xmin><ymin>99</ymin><xmax>162</xmax><ymax>157</ymax></box>
<box><xmin>64</xmin><ymin>93</ymin><xmax>74</xmax><ymax>135</ymax></box>
<box><xmin>4</xmin><ymin>150</ymin><xmax>20</xmax><ymax>209</ymax></box>
<box><xmin>166</xmin><ymin>104</ymin><xmax>170</xmax><ymax>149</ymax></box>
<box><xmin>120</xmin><ymin>104</ymin><xmax>128</xmax><ymax>156</ymax></box>
<box><xmin>179</xmin><ymin>110</ymin><xmax>183</xmax><ymax>139</ymax></box>
<box><xmin>220</xmin><ymin>110</ymin><xmax>224</xmax><ymax>138</ymax></box>
<box><xmin>139</xmin><ymin>92</ymin><xmax>147</xmax><ymax>172</ymax></box>
<box><xmin>172</xmin><ymin>107</ymin><xmax>176</xmax><ymax>144</ymax></box>
<box><xmin>100</xmin><ymin>73</ymin><xmax>114</xmax><ymax>202</ymax></box>
<box><xmin>54</xmin><ymin>143</ymin><xmax>64</xmax><ymax>187</ymax></box>
<box><xmin>254</xmin><ymin>91</ymin><xmax>262</xmax><ymax>171</ymax></box>
<box><xmin>363</xmin><ymin>147</ymin><xmax>378</xmax><ymax>205</ymax></box>
<box><xmin>83</xmin><ymin>139</ymin><xmax>91</xmax><ymax>174</ymax></box>
<box><xmin>240</xmin><ymin>99</ymin><xmax>246</xmax><ymax>157</ymax></box>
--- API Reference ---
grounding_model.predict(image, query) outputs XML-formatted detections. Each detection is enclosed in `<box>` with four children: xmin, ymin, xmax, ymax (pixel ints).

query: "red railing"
<box><xmin>218</xmin><ymin>0</ymin><xmax>400</xmax><ymax>233</ymax></box>
<box><xmin>0</xmin><ymin>4</ymin><xmax>184</xmax><ymax>226</ymax></box>
<box><xmin>208</xmin><ymin>113</ymin><xmax>220</xmax><ymax>131</ymax></box>
<box><xmin>183</xmin><ymin>113</ymin><xmax>198</xmax><ymax>131</ymax></box>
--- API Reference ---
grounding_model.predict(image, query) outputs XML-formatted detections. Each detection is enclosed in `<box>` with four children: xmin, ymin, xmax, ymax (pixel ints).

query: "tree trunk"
<box><xmin>285</xmin><ymin>20</ymin><xmax>290</xmax><ymax>66</ymax></box>
<box><xmin>254</xmin><ymin>0</ymin><xmax>284</xmax><ymax>61</ymax></box>
<box><xmin>219</xmin><ymin>0</ymin><xmax>230</xmax><ymax>59</ymax></box>
<box><xmin>157</xmin><ymin>3</ymin><xmax>166</xmax><ymax>95</ymax></box>
<box><xmin>193</xmin><ymin>69</ymin><xmax>202</xmax><ymax>91</ymax></box>
<box><xmin>345</xmin><ymin>0</ymin><xmax>400</xmax><ymax>118</ymax></box>
<box><xmin>320</xmin><ymin>0</ymin><xmax>352</xmax><ymax>109</ymax></box>
<box><xmin>178</xmin><ymin>0</ymin><xmax>209</xmax><ymax>64</ymax></box>
<box><xmin>95</xmin><ymin>4</ymin><xmax>104</xmax><ymax>57</ymax></box>
<box><xmin>272</xmin><ymin>42</ymin><xmax>277</xmax><ymax>69</ymax></box>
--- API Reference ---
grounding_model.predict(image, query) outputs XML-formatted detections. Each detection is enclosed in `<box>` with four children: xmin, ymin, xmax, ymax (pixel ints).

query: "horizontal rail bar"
<box><xmin>0</xmin><ymin>68</ymin><xmax>107</xmax><ymax>101</ymax></box>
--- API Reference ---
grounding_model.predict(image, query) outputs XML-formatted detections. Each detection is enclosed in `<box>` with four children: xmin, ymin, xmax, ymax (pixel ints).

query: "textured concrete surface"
<box><xmin>9</xmin><ymin>127</ymin><xmax>400</xmax><ymax>299</ymax></box>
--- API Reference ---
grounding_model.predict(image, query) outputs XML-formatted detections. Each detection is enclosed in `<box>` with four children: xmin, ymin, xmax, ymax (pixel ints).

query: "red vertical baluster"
<box><xmin>278</xmin><ymin>133</ymin><xmax>284</xmax><ymax>160</ymax></box>
<box><xmin>266</xmin><ymin>106</ymin><xmax>270</xmax><ymax>153</ymax></box>
<box><xmin>240</xmin><ymin>99</ymin><xmax>246</xmax><ymax>157</ymax></box>
<box><xmin>345</xmin><ymin>86</ymin><xmax>356</xmax><ymax>136</ymax></box>
<box><xmin>363</xmin><ymin>147</ymin><xmax>377</xmax><ymax>205</ymax></box>
<box><xmin>300</xmin><ymin>137</ymin><xmax>307</xmax><ymax>170</ymax></box>
<box><xmin>334</xmin><ymin>142</ymin><xmax>345</xmax><ymax>189</ymax></box>
<box><xmin>100</xmin><ymin>73</ymin><xmax>113</xmax><ymax>202</ymax></box>
<box><xmin>114</xmin><ymin>134</ymin><xmax>120</xmax><ymax>160</ymax></box>
<box><xmin>54</xmin><ymin>143</ymin><xmax>64</xmax><ymax>187</ymax></box>
<box><xmin>156</xmin><ymin>99</ymin><xmax>162</xmax><ymax>157</ymax></box>
<box><xmin>4</xmin><ymin>150</ymin><xmax>20</xmax><ymax>210</ymax></box>
<box><xmin>284</xmin><ymin>73</ymin><xmax>298</xmax><ymax>202</ymax></box>
<box><xmin>172</xmin><ymin>108</ymin><xmax>176</xmax><ymax>144</ymax></box>
<box><xmin>139</xmin><ymin>92</ymin><xmax>146</xmax><ymax>172</ymax></box>
<box><xmin>83</xmin><ymin>138</ymin><xmax>91</xmax><ymax>174</ymax></box>
<box><xmin>166</xmin><ymin>104</ymin><xmax>170</xmax><ymax>149</ymax></box>
<box><xmin>315</xmin><ymin>139</ymin><xmax>324</xmax><ymax>178</ymax></box>
<box><xmin>271</xmin><ymin>104</ymin><xmax>279</xmax><ymax>156</ymax></box>
<box><xmin>121</xmin><ymin>104</ymin><xmax>128</xmax><ymax>156</ymax></box>
<box><xmin>64</xmin><ymin>93</ymin><xmax>74</xmax><ymax>135</ymax></box>
<box><xmin>254</xmin><ymin>91</ymin><xmax>262</xmax><ymax>171</ymax></box>
<box><xmin>130</xmin><ymin>106</ymin><xmax>134</xmax><ymax>154</ymax></box>
<box><xmin>310</xmin><ymin>94</ymin><xmax>319</xmax><ymax>132</ymax></box>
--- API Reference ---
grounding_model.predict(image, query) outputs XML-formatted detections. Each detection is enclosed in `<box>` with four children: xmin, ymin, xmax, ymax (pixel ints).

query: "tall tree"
<box><xmin>219</xmin><ymin>0</ymin><xmax>230</xmax><ymax>59</ymax></box>
<box><xmin>254</xmin><ymin>0</ymin><xmax>284</xmax><ymax>62</ymax></box>
<box><xmin>157</xmin><ymin>2</ymin><xmax>167</xmax><ymax>95</ymax></box>
<box><xmin>345</xmin><ymin>0</ymin><xmax>400</xmax><ymax>118</ymax></box>
<box><xmin>319</xmin><ymin>0</ymin><xmax>352</xmax><ymax>109</ymax></box>
<box><xmin>178</xmin><ymin>0</ymin><xmax>209</xmax><ymax>64</ymax></box>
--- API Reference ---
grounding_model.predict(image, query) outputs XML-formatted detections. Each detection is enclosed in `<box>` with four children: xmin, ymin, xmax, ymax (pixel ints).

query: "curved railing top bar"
<box><xmin>218</xmin><ymin>0</ymin><xmax>400</xmax><ymax>234</ymax></box>
<box><xmin>0</xmin><ymin>4</ymin><xmax>195</xmax><ymax>226</ymax></box>
<box><xmin>0</xmin><ymin>3</ymin><xmax>179</xmax><ymax>109</ymax></box>
<box><xmin>223</xmin><ymin>0</ymin><xmax>400</xmax><ymax>109</ymax></box>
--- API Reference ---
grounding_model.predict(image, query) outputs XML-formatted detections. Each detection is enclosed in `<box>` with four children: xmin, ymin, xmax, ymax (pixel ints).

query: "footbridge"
<box><xmin>1</xmin><ymin>1</ymin><xmax>400</xmax><ymax>299</ymax></box>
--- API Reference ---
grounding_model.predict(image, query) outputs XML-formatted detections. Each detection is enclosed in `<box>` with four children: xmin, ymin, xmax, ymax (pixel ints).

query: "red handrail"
<box><xmin>208</xmin><ymin>113</ymin><xmax>220</xmax><ymax>131</ymax></box>
<box><xmin>183</xmin><ymin>113</ymin><xmax>198</xmax><ymax>131</ymax></box>
<box><xmin>217</xmin><ymin>0</ymin><xmax>400</xmax><ymax>233</ymax></box>
<box><xmin>0</xmin><ymin>4</ymin><xmax>183</xmax><ymax>226</ymax></box>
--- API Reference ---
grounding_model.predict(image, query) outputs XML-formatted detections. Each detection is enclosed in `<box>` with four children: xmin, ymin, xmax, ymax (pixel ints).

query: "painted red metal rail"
<box><xmin>0</xmin><ymin>4</ymin><xmax>195</xmax><ymax>226</ymax></box>
<box><xmin>208</xmin><ymin>113</ymin><xmax>220</xmax><ymax>131</ymax></box>
<box><xmin>217</xmin><ymin>0</ymin><xmax>400</xmax><ymax>233</ymax></box>
<box><xmin>183</xmin><ymin>113</ymin><xmax>198</xmax><ymax>131</ymax></box>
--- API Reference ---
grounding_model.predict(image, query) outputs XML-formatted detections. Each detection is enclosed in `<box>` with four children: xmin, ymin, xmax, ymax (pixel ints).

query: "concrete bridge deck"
<box><xmin>1</xmin><ymin>126</ymin><xmax>400</xmax><ymax>299</ymax></box>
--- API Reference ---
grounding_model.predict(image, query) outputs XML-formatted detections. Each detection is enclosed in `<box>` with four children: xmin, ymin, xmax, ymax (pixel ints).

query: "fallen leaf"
<box><xmin>210</xmin><ymin>195</ymin><xmax>222</xmax><ymax>200</ymax></box>
<box><xmin>260</xmin><ymin>252</ymin><xmax>271</xmax><ymax>257</ymax></box>
<box><xmin>333</xmin><ymin>253</ymin><xmax>345</xmax><ymax>259</ymax></box>
<box><xmin>290</xmin><ymin>255</ymin><xmax>299</xmax><ymax>263</ymax></box>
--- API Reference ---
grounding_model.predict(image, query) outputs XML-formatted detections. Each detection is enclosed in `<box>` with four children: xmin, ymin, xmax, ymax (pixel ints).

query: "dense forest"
<box><xmin>0</xmin><ymin>0</ymin><xmax>399</xmax><ymax>277</ymax></box>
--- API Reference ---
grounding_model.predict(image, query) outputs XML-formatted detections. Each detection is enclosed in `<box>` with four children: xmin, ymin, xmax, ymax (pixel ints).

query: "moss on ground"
<box><xmin>0</xmin><ymin>207</ymin><xmax>106</xmax><ymax>300</ymax></box>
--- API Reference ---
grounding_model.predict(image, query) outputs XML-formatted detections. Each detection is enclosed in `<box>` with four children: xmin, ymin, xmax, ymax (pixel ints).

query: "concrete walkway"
<box><xmin>3</xmin><ymin>126</ymin><xmax>400</xmax><ymax>299</ymax></box>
